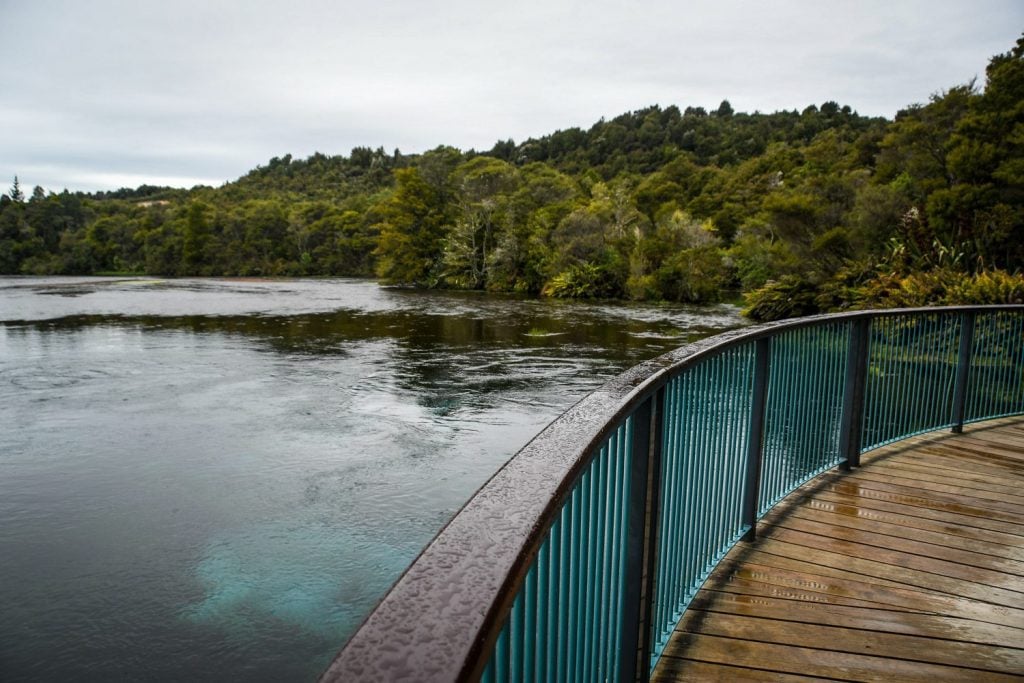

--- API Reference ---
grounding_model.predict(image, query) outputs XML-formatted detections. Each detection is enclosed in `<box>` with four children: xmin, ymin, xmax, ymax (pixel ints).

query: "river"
<box><xmin>0</xmin><ymin>277</ymin><xmax>743</xmax><ymax>681</ymax></box>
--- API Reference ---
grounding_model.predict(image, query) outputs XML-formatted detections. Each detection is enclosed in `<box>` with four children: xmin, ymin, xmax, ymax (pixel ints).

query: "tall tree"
<box><xmin>9</xmin><ymin>176</ymin><xmax>24</xmax><ymax>203</ymax></box>
<box><xmin>442</xmin><ymin>157</ymin><xmax>519</xmax><ymax>289</ymax></box>
<box><xmin>374</xmin><ymin>168</ymin><xmax>451</xmax><ymax>285</ymax></box>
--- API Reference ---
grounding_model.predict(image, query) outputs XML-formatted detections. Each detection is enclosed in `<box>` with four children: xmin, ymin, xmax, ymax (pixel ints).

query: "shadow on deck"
<box><xmin>654</xmin><ymin>418</ymin><xmax>1024</xmax><ymax>682</ymax></box>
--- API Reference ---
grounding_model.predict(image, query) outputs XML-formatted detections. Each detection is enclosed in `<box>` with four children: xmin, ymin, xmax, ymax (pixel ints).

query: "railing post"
<box><xmin>951</xmin><ymin>311</ymin><xmax>977</xmax><ymax>433</ymax></box>
<box><xmin>839</xmin><ymin>317</ymin><xmax>870</xmax><ymax>470</ymax></box>
<box><xmin>741</xmin><ymin>337</ymin><xmax>771</xmax><ymax>542</ymax></box>
<box><xmin>619</xmin><ymin>389</ymin><xmax>663</xmax><ymax>683</ymax></box>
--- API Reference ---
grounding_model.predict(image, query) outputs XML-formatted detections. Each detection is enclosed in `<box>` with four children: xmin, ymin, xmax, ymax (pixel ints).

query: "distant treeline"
<box><xmin>2</xmin><ymin>36</ymin><xmax>1023</xmax><ymax>320</ymax></box>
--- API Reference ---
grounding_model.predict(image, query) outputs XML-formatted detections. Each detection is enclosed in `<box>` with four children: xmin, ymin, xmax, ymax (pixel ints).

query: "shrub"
<box><xmin>542</xmin><ymin>262</ymin><xmax>622</xmax><ymax>299</ymax></box>
<box><xmin>743</xmin><ymin>275</ymin><xmax>821</xmax><ymax>321</ymax></box>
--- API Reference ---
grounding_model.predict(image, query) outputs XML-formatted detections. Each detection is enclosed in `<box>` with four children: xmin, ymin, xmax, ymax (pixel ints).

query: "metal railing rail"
<box><xmin>320</xmin><ymin>306</ymin><xmax>1024</xmax><ymax>683</ymax></box>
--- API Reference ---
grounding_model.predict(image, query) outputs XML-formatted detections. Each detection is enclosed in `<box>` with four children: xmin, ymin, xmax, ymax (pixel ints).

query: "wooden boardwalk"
<box><xmin>653</xmin><ymin>418</ymin><xmax>1024</xmax><ymax>682</ymax></box>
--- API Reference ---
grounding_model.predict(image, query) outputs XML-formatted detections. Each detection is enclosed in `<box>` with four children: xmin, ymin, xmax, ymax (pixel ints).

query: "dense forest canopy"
<box><xmin>3</xmin><ymin>35</ymin><xmax>1023</xmax><ymax>320</ymax></box>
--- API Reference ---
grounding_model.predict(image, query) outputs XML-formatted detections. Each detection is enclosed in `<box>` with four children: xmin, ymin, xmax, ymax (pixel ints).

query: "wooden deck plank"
<box><xmin>712</xmin><ymin>559</ymin><xmax>951</xmax><ymax>614</ymax></box>
<box><xmin>873</xmin><ymin>452</ymin><xmax>1024</xmax><ymax>480</ymax></box>
<box><xmin>795</xmin><ymin>496</ymin><xmax>1024</xmax><ymax>549</ymax></box>
<box><xmin>656</xmin><ymin>419</ymin><xmax>1024</xmax><ymax>682</ymax></box>
<box><xmin>702</xmin><ymin>573</ymin><xmax>913</xmax><ymax>611</ymax></box>
<box><xmin>737</xmin><ymin>548</ymin><xmax>1024</xmax><ymax>630</ymax></box>
<box><xmin>868</xmin><ymin>456</ymin><xmax>1024</xmax><ymax>493</ymax></box>
<box><xmin>913</xmin><ymin>444</ymin><xmax>1024</xmax><ymax>472</ymax></box>
<box><xmin>956</xmin><ymin>433</ymin><xmax>1024</xmax><ymax>452</ymax></box>
<box><xmin>806</xmin><ymin>488</ymin><xmax>1024</xmax><ymax>537</ymax></box>
<box><xmin>829</xmin><ymin>471</ymin><xmax>1024</xmax><ymax>516</ymax></box>
<box><xmin>745</xmin><ymin>540</ymin><xmax>1024</xmax><ymax>628</ymax></box>
<box><xmin>811</xmin><ymin>479</ymin><xmax>1024</xmax><ymax>526</ymax></box>
<box><xmin>710</xmin><ymin>558</ymin><xmax>1024</xmax><ymax>622</ymax></box>
<box><xmin>735</xmin><ymin>547</ymin><xmax>931</xmax><ymax>592</ymax></box>
<box><xmin>677</xmin><ymin>611</ymin><xmax>1024</xmax><ymax>674</ymax></box>
<box><xmin>786</xmin><ymin>503</ymin><xmax>1024</xmax><ymax>561</ymax></box>
<box><xmin>842</xmin><ymin>470</ymin><xmax>1024</xmax><ymax>509</ymax></box>
<box><xmin>767</xmin><ymin>515</ymin><xmax>1024</xmax><ymax>575</ymax></box>
<box><xmin>662</xmin><ymin>633</ymin><xmax>1022</xmax><ymax>682</ymax></box>
<box><xmin>759</xmin><ymin>528</ymin><xmax>1024</xmax><ymax>604</ymax></box>
<box><xmin>866</xmin><ymin>461</ymin><xmax>1024</xmax><ymax>498</ymax></box>
<box><xmin>688</xmin><ymin>592</ymin><xmax>1024</xmax><ymax>649</ymax></box>
<box><xmin>651</xmin><ymin>657</ymin><xmax>827</xmax><ymax>682</ymax></box>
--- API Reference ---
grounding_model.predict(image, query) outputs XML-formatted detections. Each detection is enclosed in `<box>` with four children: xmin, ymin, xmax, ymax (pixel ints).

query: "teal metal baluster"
<box><xmin>611</xmin><ymin>418</ymin><xmax>631</xmax><ymax>680</ymax></box>
<box><xmin>602</xmin><ymin>424</ymin><xmax>618</xmax><ymax>679</ymax></box>
<box><xmin>566</xmin><ymin>485</ymin><xmax>580</xmax><ymax>683</ymax></box>
<box><xmin>674</xmin><ymin>371</ymin><xmax>693</xmax><ymax>632</ymax></box>
<box><xmin>577</xmin><ymin>468</ymin><xmax>593</xmax><ymax>683</ymax></box>
<box><xmin>583</xmin><ymin>446</ymin><xmax>603</xmax><ymax>683</ymax></box>
<box><xmin>510</xmin><ymin>578</ymin><xmax>523</xmax><ymax>681</ymax></box>
<box><xmin>794</xmin><ymin>328</ymin><xmax>810</xmax><ymax>485</ymax></box>
<box><xmin>691</xmin><ymin>363</ymin><xmax>709</xmax><ymax>594</ymax></box>
<box><xmin>481</xmin><ymin>650</ymin><xmax>495</xmax><ymax>683</ymax></box>
<box><xmin>664</xmin><ymin>376</ymin><xmax>685</xmax><ymax>648</ymax></box>
<box><xmin>811</xmin><ymin>327</ymin><xmax>827</xmax><ymax>469</ymax></box>
<box><xmin>595</xmin><ymin>428</ymin><xmax>613</xmax><ymax>682</ymax></box>
<box><xmin>762</xmin><ymin>335</ymin><xmax>784</xmax><ymax>509</ymax></box>
<box><xmin>726</xmin><ymin>349</ymin><xmax>744</xmax><ymax>537</ymax></box>
<box><xmin>537</xmin><ymin>536</ymin><xmax>548</xmax><ymax>683</ymax></box>
<box><xmin>651</xmin><ymin>381</ymin><xmax>671</xmax><ymax>653</ymax></box>
<box><xmin>602</xmin><ymin>429</ymin><xmax>617</xmax><ymax>681</ymax></box>
<box><xmin>547</xmin><ymin>517</ymin><xmax>560</xmax><ymax>683</ymax></box>
<box><xmin>930</xmin><ymin>315</ymin><xmax>947</xmax><ymax>427</ymax></box>
<box><xmin>495</xmin><ymin>614</ymin><xmax>509</xmax><ymax>681</ymax></box>
<box><xmin>655</xmin><ymin>374</ymin><xmax>682</xmax><ymax>656</ymax></box>
<box><xmin>730</xmin><ymin>346</ymin><xmax>750</xmax><ymax>542</ymax></box>
<box><xmin>934</xmin><ymin>314</ymin><xmax>949</xmax><ymax>423</ymax></box>
<box><xmin>967</xmin><ymin>313</ymin><xmax>989</xmax><ymax>420</ymax></box>
<box><xmin>876</xmin><ymin>317</ymin><xmax>896</xmax><ymax>447</ymax></box>
<box><xmin>610</xmin><ymin>422</ymin><xmax>626</xmax><ymax>675</ymax></box>
<box><xmin>901</xmin><ymin>316</ymin><xmax>918</xmax><ymax>434</ymax></box>
<box><xmin>763</xmin><ymin>338</ymin><xmax>783</xmax><ymax>511</ymax></box>
<box><xmin>908</xmin><ymin>316</ymin><xmax>924</xmax><ymax>431</ymax></box>
<box><xmin>877</xmin><ymin>317</ymin><xmax>895</xmax><ymax>446</ymax></box>
<box><xmin>557</xmin><ymin>509</ymin><xmax>569</xmax><ymax>683</ymax></box>
<box><xmin>676</xmin><ymin>373</ymin><xmax>693</xmax><ymax>621</ymax></box>
<box><xmin>523</xmin><ymin>558</ymin><xmax>536</xmax><ymax>682</ymax></box>
<box><xmin>711</xmin><ymin>355</ymin><xmax>728</xmax><ymax>559</ymax></box>
<box><xmin>726</xmin><ymin>348</ymin><xmax>744</xmax><ymax>547</ymax></box>
<box><xmin>601</xmin><ymin>430</ymin><xmax>614</xmax><ymax>681</ymax></box>
<box><xmin>864</xmin><ymin>319</ymin><xmax>882</xmax><ymax>450</ymax></box>
<box><xmin>588</xmin><ymin>449</ymin><xmax>600</xmax><ymax>683</ymax></box>
<box><xmin>650</xmin><ymin>385</ymin><xmax>668</xmax><ymax>651</ymax></box>
<box><xmin>889</xmin><ymin>317</ymin><xmax>907</xmax><ymax>442</ymax></box>
<box><xmin>831</xmin><ymin>321</ymin><xmax>850</xmax><ymax>464</ymax></box>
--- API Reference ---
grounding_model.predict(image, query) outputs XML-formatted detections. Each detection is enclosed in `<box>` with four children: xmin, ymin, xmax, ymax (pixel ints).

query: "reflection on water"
<box><xmin>0</xmin><ymin>277</ymin><xmax>743</xmax><ymax>682</ymax></box>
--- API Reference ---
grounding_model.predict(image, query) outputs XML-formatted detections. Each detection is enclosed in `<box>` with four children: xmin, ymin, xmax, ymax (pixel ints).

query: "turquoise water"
<box><xmin>0</xmin><ymin>277</ymin><xmax>742</xmax><ymax>681</ymax></box>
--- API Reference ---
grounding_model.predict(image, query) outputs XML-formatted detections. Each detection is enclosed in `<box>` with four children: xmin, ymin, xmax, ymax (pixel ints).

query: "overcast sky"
<box><xmin>1</xmin><ymin>0</ymin><xmax>1021</xmax><ymax>194</ymax></box>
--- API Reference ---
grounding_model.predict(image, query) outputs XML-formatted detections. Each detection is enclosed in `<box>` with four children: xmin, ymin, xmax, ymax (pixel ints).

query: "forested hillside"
<box><xmin>3</xmin><ymin>36</ymin><xmax>1022</xmax><ymax>320</ymax></box>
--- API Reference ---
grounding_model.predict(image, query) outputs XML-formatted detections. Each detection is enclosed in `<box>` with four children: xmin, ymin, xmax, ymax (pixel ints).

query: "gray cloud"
<box><xmin>1</xmin><ymin>0</ymin><xmax>1021</xmax><ymax>193</ymax></box>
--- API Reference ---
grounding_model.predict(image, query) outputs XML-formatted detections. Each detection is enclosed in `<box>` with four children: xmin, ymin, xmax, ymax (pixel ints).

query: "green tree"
<box><xmin>939</xmin><ymin>35</ymin><xmax>1024</xmax><ymax>269</ymax></box>
<box><xmin>181</xmin><ymin>201</ymin><xmax>213</xmax><ymax>273</ymax></box>
<box><xmin>489</xmin><ymin>163</ymin><xmax>580</xmax><ymax>292</ymax></box>
<box><xmin>8</xmin><ymin>176</ymin><xmax>24</xmax><ymax>203</ymax></box>
<box><xmin>375</xmin><ymin>168</ymin><xmax>451</xmax><ymax>285</ymax></box>
<box><xmin>442</xmin><ymin>157</ymin><xmax>519</xmax><ymax>289</ymax></box>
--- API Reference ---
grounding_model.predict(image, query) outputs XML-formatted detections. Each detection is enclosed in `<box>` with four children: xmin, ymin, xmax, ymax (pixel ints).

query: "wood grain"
<box><xmin>656</xmin><ymin>418</ymin><xmax>1024</xmax><ymax>682</ymax></box>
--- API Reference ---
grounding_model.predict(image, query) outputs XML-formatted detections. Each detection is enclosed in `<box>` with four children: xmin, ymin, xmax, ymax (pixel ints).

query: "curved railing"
<box><xmin>321</xmin><ymin>306</ymin><xmax>1024</xmax><ymax>683</ymax></box>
